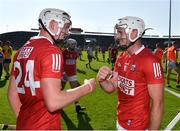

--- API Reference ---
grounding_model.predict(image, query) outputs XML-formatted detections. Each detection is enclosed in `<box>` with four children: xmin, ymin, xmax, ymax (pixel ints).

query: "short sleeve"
<box><xmin>40</xmin><ymin>48</ymin><xmax>63</xmax><ymax>78</ymax></box>
<box><xmin>142</xmin><ymin>56</ymin><xmax>164</xmax><ymax>84</ymax></box>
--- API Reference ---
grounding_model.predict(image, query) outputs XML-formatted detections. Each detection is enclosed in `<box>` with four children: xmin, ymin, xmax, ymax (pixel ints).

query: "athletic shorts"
<box><xmin>61</xmin><ymin>73</ymin><xmax>77</xmax><ymax>82</ymax></box>
<box><xmin>3</xmin><ymin>59</ymin><xmax>11</xmax><ymax>64</ymax></box>
<box><xmin>88</xmin><ymin>55</ymin><xmax>93</xmax><ymax>61</ymax></box>
<box><xmin>167</xmin><ymin>60</ymin><xmax>177</xmax><ymax>70</ymax></box>
<box><xmin>116</xmin><ymin>121</ymin><xmax>127</xmax><ymax>131</ymax></box>
<box><xmin>67</xmin><ymin>75</ymin><xmax>77</xmax><ymax>82</ymax></box>
<box><xmin>116</xmin><ymin>121</ymin><xmax>148</xmax><ymax>131</ymax></box>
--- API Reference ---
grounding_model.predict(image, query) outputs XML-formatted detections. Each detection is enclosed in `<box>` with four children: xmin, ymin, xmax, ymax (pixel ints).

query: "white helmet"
<box><xmin>39</xmin><ymin>8</ymin><xmax>71</xmax><ymax>36</ymax></box>
<box><xmin>66</xmin><ymin>38</ymin><xmax>77</xmax><ymax>47</ymax></box>
<box><xmin>115</xmin><ymin>16</ymin><xmax>145</xmax><ymax>42</ymax></box>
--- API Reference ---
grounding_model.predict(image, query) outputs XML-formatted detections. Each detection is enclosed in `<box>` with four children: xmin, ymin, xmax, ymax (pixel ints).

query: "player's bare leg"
<box><xmin>175</xmin><ymin>68</ymin><xmax>180</xmax><ymax>88</ymax></box>
<box><xmin>167</xmin><ymin>68</ymin><xmax>172</xmax><ymax>87</ymax></box>
<box><xmin>4</xmin><ymin>63</ymin><xmax>10</xmax><ymax>80</ymax></box>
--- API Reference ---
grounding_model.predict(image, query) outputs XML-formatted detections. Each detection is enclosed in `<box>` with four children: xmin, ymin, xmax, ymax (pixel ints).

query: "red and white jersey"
<box><xmin>11</xmin><ymin>36</ymin><xmax>63</xmax><ymax>130</ymax></box>
<box><xmin>110</xmin><ymin>47</ymin><xmax>118</xmax><ymax>59</ymax></box>
<box><xmin>114</xmin><ymin>46</ymin><xmax>164</xmax><ymax>130</ymax></box>
<box><xmin>63</xmin><ymin>48</ymin><xmax>78</xmax><ymax>76</ymax></box>
<box><xmin>166</xmin><ymin>45</ymin><xmax>177</xmax><ymax>62</ymax></box>
<box><xmin>153</xmin><ymin>47</ymin><xmax>163</xmax><ymax>62</ymax></box>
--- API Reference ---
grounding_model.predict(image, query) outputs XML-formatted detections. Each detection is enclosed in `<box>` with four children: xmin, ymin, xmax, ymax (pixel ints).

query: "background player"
<box><xmin>2</xmin><ymin>40</ymin><xmax>13</xmax><ymax>80</ymax></box>
<box><xmin>62</xmin><ymin>38</ymin><xmax>86</xmax><ymax>113</ymax></box>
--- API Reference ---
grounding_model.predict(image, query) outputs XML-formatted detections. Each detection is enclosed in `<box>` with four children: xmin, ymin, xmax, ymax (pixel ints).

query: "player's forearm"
<box><xmin>61</xmin><ymin>84</ymin><xmax>92</xmax><ymax>106</ymax></box>
<box><xmin>46</xmin><ymin>83</ymin><xmax>91</xmax><ymax>112</ymax></box>
<box><xmin>99</xmin><ymin>80</ymin><xmax>116</xmax><ymax>94</ymax></box>
<box><xmin>149</xmin><ymin>100</ymin><xmax>164</xmax><ymax>130</ymax></box>
<box><xmin>7</xmin><ymin>92</ymin><xmax>21</xmax><ymax>118</ymax></box>
<box><xmin>7</xmin><ymin>77</ymin><xmax>21</xmax><ymax>118</ymax></box>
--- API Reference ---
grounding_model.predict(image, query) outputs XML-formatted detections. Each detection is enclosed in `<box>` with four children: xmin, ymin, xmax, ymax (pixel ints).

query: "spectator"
<box><xmin>94</xmin><ymin>46</ymin><xmax>99</xmax><ymax>61</ymax></box>
<box><xmin>2</xmin><ymin>40</ymin><xmax>13</xmax><ymax>80</ymax></box>
<box><xmin>77</xmin><ymin>46</ymin><xmax>83</xmax><ymax>60</ymax></box>
<box><xmin>86</xmin><ymin>43</ymin><xmax>93</xmax><ymax>68</ymax></box>
<box><xmin>101</xmin><ymin>46</ymin><xmax>106</xmax><ymax>62</ymax></box>
<box><xmin>97</xmin><ymin>16</ymin><xmax>164</xmax><ymax>130</ymax></box>
<box><xmin>0</xmin><ymin>43</ymin><xmax>4</xmax><ymax>80</ymax></box>
<box><xmin>7</xmin><ymin>8</ymin><xmax>96</xmax><ymax>130</ymax></box>
<box><xmin>107</xmin><ymin>44</ymin><xmax>112</xmax><ymax>64</ymax></box>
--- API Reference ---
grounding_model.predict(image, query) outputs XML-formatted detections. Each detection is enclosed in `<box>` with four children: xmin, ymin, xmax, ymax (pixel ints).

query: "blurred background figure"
<box><xmin>94</xmin><ymin>45</ymin><xmax>99</xmax><ymax>61</ymax></box>
<box><xmin>0</xmin><ymin>41</ymin><xmax>4</xmax><ymax>80</ymax></box>
<box><xmin>2</xmin><ymin>41</ymin><xmax>13</xmax><ymax>80</ymax></box>
<box><xmin>153</xmin><ymin>42</ymin><xmax>163</xmax><ymax>63</ymax></box>
<box><xmin>110</xmin><ymin>44</ymin><xmax>118</xmax><ymax>70</ymax></box>
<box><xmin>86</xmin><ymin>43</ymin><xmax>93</xmax><ymax>68</ymax></box>
<box><xmin>62</xmin><ymin>38</ymin><xmax>86</xmax><ymax>113</ymax></box>
<box><xmin>164</xmin><ymin>42</ymin><xmax>180</xmax><ymax>88</ymax></box>
<box><xmin>107</xmin><ymin>44</ymin><xmax>112</xmax><ymax>64</ymax></box>
<box><xmin>77</xmin><ymin>46</ymin><xmax>83</xmax><ymax>61</ymax></box>
<box><xmin>101</xmin><ymin>46</ymin><xmax>106</xmax><ymax>62</ymax></box>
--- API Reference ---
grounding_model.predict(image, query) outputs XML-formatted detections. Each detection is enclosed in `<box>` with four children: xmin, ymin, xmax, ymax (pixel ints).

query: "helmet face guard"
<box><xmin>65</xmin><ymin>38</ymin><xmax>77</xmax><ymax>50</ymax></box>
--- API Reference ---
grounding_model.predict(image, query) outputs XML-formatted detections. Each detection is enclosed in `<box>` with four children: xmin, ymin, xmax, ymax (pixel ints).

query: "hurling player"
<box><xmin>7</xmin><ymin>8</ymin><xmax>96</xmax><ymax>130</ymax></box>
<box><xmin>97</xmin><ymin>16</ymin><xmax>164</xmax><ymax>130</ymax></box>
<box><xmin>62</xmin><ymin>38</ymin><xmax>86</xmax><ymax>113</ymax></box>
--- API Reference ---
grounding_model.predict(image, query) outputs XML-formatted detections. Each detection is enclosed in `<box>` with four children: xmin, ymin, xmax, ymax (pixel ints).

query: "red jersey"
<box><xmin>166</xmin><ymin>45</ymin><xmax>177</xmax><ymax>62</ymax></box>
<box><xmin>11</xmin><ymin>36</ymin><xmax>63</xmax><ymax>130</ymax></box>
<box><xmin>114</xmin><ymin>46</ymin><xmax>164</xmax><ymax>130</ymax></box>
<box><xmin>153</xmin><ymin>47</ymin><xmax>163</xmax><ymax>62</ymax></box>
<box><xmin>110</xmin><ymin>47</ymin><xmax>118</xmax><ymax>59</ymax></box>
<box><xmin>63</xmin><ymin>48</ymin><xmax>78</xmax><ymax>76</ymax></box>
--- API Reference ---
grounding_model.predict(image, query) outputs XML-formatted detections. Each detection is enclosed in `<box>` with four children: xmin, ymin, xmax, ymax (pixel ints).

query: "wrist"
<box><xmin>86</xmin><ymin>82</ymin><xmax>93</xmax><ymax>92</ymax></box>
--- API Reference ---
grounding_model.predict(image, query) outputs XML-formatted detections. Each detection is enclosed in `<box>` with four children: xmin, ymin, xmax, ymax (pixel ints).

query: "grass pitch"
<box><xmin>0</xmin><ymin>51</ymin><xmax>179</xmax><ymax>130</ymax></box>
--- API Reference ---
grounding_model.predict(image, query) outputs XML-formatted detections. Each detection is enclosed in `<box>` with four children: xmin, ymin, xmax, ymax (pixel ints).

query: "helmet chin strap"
<box><xmin>119</xmin><ymin>38</ymin><xmax>140</xmax><ymax>51</ymax></box>
<box><xmin>38</xmin><ymin>19</ymin><xmax>66</xmax><ymax>45</ymax></box>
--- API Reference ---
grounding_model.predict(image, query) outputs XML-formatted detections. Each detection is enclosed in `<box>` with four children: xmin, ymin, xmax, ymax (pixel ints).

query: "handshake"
<box><xmin>83</xmin><ymin>66</ymin><xmax>118</xmax><ymax>94</ymax></box>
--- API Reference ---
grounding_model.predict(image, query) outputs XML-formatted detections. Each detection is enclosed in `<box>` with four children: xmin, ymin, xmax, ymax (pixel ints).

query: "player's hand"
<box><xmin>96</xmin><ymin>66</ymin><xmax>112</xmax><ymax>82</ymax></box>
<box><xmin>84</xmin><ymin>78</ymin><xmax>96</xmax><ymax>92</ymax></box>
<box><xmin>109</xmin><ymin>71</ymin><xmax>118</xmax><ymax>88</ymax></box>
<box><xmin>97</xmin><ymin>66</ymin><xmax>118</xmax><ymax>87</ymax></box>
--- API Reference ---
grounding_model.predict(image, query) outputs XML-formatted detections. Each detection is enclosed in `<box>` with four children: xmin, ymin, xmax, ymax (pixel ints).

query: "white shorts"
<box><xmin>116</xmin><ymin>121</ymin><xmax>148</xmax><ymax>131</ymax></box>
<box><xmin>116</xmin><ymin>121</ymin><xmax>127</xmax><ymax>131</ymax></box>
<box><xmin>67</xmin><ymin>75</ymin><xmax>77</xmax><ymax>82</ymax></box>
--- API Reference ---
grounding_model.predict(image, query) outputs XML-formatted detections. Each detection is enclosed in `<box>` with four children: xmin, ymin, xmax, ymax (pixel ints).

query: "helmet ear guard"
<box><xmin>39</xmin><ymin>8</ymin><xmax>72</xmax><ymax>36</ymax></box>
<box><xmin>115</xmin><ymin>16</ymin><xmax>145</xmax><ymax>42</ymax></box>
<box><xmin>38</xmin><ymin>8</ymin><xmax>72</xmax><ymax>45</ymax></box>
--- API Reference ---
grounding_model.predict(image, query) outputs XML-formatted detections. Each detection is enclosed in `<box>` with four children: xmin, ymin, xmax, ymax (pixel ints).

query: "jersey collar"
<box><xmin>31</xmin><ymin>36</ymin><xmax>53</xmax><ymax>45</ymax></box>
<box><xmin>134</xmin><ymin>45</ymin><xmax>145</xmax><ymax>55</ymax></box>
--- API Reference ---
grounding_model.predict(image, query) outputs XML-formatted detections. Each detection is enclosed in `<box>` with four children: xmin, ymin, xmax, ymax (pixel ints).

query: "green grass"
<box><xmin>0</xmin><ymin>51</ymin><xmax>179</xmax><ymax>130</ymax></box>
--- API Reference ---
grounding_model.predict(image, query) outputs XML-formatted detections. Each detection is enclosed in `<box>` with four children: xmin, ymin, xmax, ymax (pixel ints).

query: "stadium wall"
<box><xmin>0</xmin><ymin>31</ymin><xmax>179</xmax><ymax>50</ymax></box>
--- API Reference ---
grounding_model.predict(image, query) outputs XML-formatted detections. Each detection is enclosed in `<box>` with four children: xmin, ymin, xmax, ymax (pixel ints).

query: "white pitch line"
<box><xmin>165</xmin><ymin>88</ymin><xmax>180</xmax><ymax>98</ymax></box>
<box><xmin>164</xmin><ymin>88</ymin><xmax>180</xmax><ymax>130</ymax></box>
<box><xmin>165</xmin><ymin>111</ymin><xmax>180</xmax><ymax>130</ymax></box>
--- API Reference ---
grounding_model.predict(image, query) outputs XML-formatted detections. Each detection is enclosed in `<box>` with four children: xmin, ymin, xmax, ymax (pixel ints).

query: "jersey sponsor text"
<box><xmin>118</xmin><ymin>75</ymin><xmax>135</xmax><ymax>96</ymax></box>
